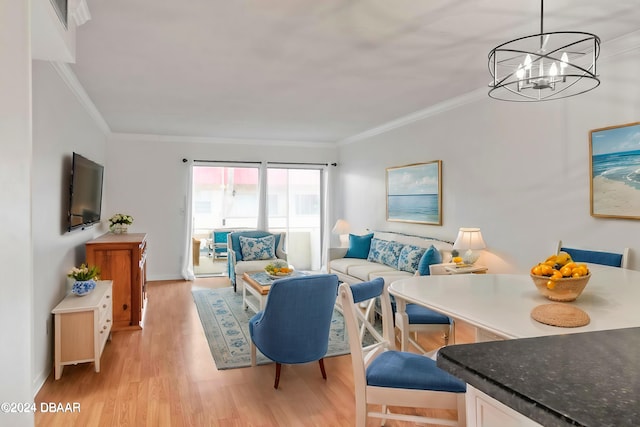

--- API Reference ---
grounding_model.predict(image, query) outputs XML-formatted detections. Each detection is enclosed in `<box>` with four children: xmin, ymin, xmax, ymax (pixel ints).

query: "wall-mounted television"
<box><xmin>67</xmin><ymin>152</ymin><xmax>104</xmax><ymax>232</ymax></box>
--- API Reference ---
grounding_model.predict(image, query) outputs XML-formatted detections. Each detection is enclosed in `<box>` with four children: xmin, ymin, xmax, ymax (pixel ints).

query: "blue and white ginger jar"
<box><xmin>72</xmin><ymin>280</ymin><xmax>96</xmax><ymax>296</ymax></box>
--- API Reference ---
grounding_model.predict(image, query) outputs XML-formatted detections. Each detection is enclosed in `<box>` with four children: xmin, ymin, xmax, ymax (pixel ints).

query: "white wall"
<box><xmin>337</xmin><ymin>46</ymin><xmax>640</xmax><ymax>273</ymax></box>
<box><xmin>31</xmin><ymin>61</ymin><xmax>108</xmax><ymax>392</ymax></box>
<box><xmin>0</xmin><ymin>2</ymin><xmax>34</xmax><ymax>425</ymax></box>
<box><xmin>105</xmin><ymin>135</ymin><xmax>337</xmax><ymax>280</ymax></box>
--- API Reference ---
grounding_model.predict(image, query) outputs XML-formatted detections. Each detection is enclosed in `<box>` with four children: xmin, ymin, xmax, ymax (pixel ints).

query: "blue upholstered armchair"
<box><xmin>249</xmin><ymin>274</ymin><xmax>339</xmax><ymax>389</ymax></box>
<box><xmin>227</xmin><ymin>230</ymin><xmax>287</xmax><ymax>292</ymax></box>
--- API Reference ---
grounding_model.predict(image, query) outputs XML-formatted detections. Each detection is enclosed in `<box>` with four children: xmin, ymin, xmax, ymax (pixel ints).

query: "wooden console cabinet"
<box><xmin>86</xmin><ymin>233</ymin><xmax>147</xmax><ymax>331</ymax></box>
<box><xmin>52</xmin><ymin>280</ymin><xmax>113</xmax><ymax>379</ymax></box>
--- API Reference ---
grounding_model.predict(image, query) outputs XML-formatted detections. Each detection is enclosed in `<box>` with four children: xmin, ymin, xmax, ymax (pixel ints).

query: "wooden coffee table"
<box><xmin>242</xmin><ymin>271</ymin><xmax>303</xmax><ymax>313</ymax></box>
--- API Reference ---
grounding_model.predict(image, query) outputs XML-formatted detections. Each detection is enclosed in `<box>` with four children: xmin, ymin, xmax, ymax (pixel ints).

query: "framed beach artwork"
<box><xmin>386</xmin><ymin>161</ymin><xmax>442</xmax><ymax>225</ymax></box>
<box><xmin>590</xmin><ymin>122</ymin><xmax>640</xmax><ymax>220</ymax></box>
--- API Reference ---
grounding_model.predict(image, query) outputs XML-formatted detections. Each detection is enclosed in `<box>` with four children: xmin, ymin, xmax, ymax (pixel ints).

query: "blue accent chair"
<box><xmin>338</xmin><ymin>278</ymin><xmax>466</xmax><ymax>427</ymax></box>
<box><xmin>557</xmin><ymin>240</ymin><xmax>629</xmax><ymax>268</ymax></box>
<box><xmin>249</xmin><ymin>274</ymin><xmax>339</xmax><ymax>389</ymax></box>
<box><xmin>227</xmin><ymin>230</ymin><xmax>287</xmax><ymax>292</ymax></box>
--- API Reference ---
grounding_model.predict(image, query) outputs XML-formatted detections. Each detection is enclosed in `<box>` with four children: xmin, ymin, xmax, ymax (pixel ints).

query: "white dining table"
<box><xmin>388</xmin><ymin>264</ymin><xmax>640</xmax><ymax>341</ymax></box>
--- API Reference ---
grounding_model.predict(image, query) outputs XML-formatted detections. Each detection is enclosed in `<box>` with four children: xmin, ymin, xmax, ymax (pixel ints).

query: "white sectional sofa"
<box><xmin>329</xmin><ymin>230</ymin><xmax>457</xmax><ymax>353</ymax></box>
<box><xmin>329</xmin><ymin>230</ymin><xmax>454</xmax><ymax>285</ymax></box>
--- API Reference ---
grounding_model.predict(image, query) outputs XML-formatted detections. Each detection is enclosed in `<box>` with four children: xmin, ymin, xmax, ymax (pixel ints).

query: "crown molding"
<box><xmin>109</xmin><ymin>133</ymin><xmax>336</xmax><ymax>149</ymax></box>
<box><xmin>601</xmin><ymin>29</ymin><xmax>640</xmax><ymax>59</ymax></box>
<box><xmin>339</xmin><ymin>31</ymin><xmax>640</xmax><ymax>146</ymax></box>
<box><xmin>338</xmin><ymin>87</ymin><xmax>486</xmax><ymax>146</ymax></box>
<box><xmin>50</xmin><ymin>29</ymin><xmax>639</xmax><ymax>149</ymax></box>
<box><xmin>49</xmin><ymin>61</ymin><xmax>110</xmax><ymax>134</ymax></box>
<box><xmin>69</xmin><ymin>0</ymin><xmax>91</xmax><ymax>27</ymax></box>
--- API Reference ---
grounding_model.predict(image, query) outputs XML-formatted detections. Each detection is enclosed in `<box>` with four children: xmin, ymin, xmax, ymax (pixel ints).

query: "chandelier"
<box><xmin>488</xmin><ymin>0</ymin><xmax>600</xmax><ymax>102</ymax></box>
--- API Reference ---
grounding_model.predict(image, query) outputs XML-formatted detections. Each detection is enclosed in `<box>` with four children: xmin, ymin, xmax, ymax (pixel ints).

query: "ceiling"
<box><xmin>71</xmin><ymin>0</ymin><xmax>640</xmax><ymax>143</ymax></box>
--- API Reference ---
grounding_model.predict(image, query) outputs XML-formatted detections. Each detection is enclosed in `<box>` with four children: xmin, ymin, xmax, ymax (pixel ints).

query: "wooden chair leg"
<box><xmin>274</xmin><ymin>363</ymin><xmax>282</xmax><ymax>389</ymax></box>
<box><xmin>318</xmin><ymin>358</ymin><xmax>327</xmax><ymax>380</ymax></box>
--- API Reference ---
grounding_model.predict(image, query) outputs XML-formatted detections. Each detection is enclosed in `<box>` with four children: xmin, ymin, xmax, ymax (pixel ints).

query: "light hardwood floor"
<box><xmin>35</xmin><ymin>278</ymin><xmax>474</xmax><ymax>426</ymax></box>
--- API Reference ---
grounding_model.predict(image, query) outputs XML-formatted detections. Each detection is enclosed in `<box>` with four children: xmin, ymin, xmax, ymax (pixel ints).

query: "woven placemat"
<box><xmin>531</xmin><ymin>303</ymin><xmax>590</xmax><ymax>327</ymax></box>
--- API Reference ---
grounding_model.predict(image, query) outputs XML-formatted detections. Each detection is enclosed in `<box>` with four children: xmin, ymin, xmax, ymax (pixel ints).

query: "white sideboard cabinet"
<box><xmin>52</xmin><ymin>280</ymin><xmax>113</xmax><ymax>380</ymax></box>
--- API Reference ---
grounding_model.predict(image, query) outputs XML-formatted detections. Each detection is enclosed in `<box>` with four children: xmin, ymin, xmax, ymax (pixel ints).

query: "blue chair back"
<box><xmin>213</xmin><ymin>231</ymin><xmax>228</xmax><ymax>244</ymax></box>
<box><xmin>560</xmin><ymin>247</ymin><xmax>624</xmax><ymax>267</ymax></box>
<box><xmin>249</xmin><ymin>274</ymin><xmax>339</xmax><ymax>364</ymax></box>
<box><xmin>212</xmin><ymin>230</ymin><xmax>230</xmax><ymax>255</ymax></box>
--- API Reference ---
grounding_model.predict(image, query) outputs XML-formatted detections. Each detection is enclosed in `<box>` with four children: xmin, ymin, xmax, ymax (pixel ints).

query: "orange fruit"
<box><xmin>560</xmin><ymin>266</ymin><xmax>573</xmax><ymax>277</ymax></box>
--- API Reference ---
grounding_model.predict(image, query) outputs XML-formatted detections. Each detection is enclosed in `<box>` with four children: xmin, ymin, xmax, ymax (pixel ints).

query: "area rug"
<box><xmin>192</xmin><ymin>286</ymin><xmax>350</xmax><ymax>370</ymax></box>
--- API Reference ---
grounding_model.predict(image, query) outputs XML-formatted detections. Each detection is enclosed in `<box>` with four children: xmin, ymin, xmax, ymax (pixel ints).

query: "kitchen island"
<box><xmin>438</xmin><ymin>327</ymin><xmax>640</xmax><ymax>427</ymax></box>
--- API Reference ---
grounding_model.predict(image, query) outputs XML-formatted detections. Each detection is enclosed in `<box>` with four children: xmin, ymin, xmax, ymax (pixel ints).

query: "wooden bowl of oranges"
<box><xmin>530</xmin><ymin>252</ymin><xmax>591</xmax><ymax>302</ymax></box>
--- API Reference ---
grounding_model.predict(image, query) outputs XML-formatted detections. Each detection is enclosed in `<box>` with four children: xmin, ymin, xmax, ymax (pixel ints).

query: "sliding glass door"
<box><xmin>267</xmin><ymin>167</ymin><xmax>322</xmax><ymax>271</ymax></box>
<box><xmin>190</xmin><ymin>163</ymin><xmax>325</xmax><ymax>275</ymax></box>
<box><xmin>192</xmin><ymin>165</ymin><xmax>259</xmax><ymax>275</ymax></box>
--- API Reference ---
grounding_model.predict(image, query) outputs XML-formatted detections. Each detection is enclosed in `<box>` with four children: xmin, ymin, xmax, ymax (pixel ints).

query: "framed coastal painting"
<box><xmin>590</xmin><ymin>122</ymin><xmax>640</xmax><ymax>220</ymax></box>
<box><xmin>386</xmin><ymin>161</ymin><xmax>442</xmax><ymax>225</ymax></box>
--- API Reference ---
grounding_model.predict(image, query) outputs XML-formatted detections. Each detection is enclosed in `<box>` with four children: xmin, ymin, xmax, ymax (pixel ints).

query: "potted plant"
<box><xmin>67</xmin><ymin>263</ymin><xmax>100</xmax><ymax>296</ymax></box>
<box><xmin>108</xmin><ymin>213</ymin><xmax>134</xmax><ymax>234</ymax></box>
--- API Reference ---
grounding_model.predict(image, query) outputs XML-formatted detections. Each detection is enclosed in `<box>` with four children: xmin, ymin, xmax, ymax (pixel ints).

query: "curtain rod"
<box><xmin>183</xmin><ymin>158</ymin><xmax>337</xmax><ymax>166</ymax></box>
<box><xmin>268</xmin><ymin>161</ymin><xmax>337</xmax><ymax>167</ymax></box>
<box><xmin>184</xmin><ymin>159</ymin><xmax>261</xmax><ymax>164</ymax></box>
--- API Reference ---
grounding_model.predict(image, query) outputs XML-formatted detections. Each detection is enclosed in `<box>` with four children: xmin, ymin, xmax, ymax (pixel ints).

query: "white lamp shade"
<box><xmin>332</xmin><ymin>219</ymin><xmax>350</xmax><ymax>235</ymax></box>
<box><xmin>453</xmin><ymin>227</ymin><xmax>486</xmax><ymax>250</ymax></box>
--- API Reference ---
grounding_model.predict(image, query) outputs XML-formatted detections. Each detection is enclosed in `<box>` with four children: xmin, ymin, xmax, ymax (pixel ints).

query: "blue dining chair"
<box><xmin>338</xmin><ymin>278</ymin><xmax>466</xmax><ymax>427</ymax></box>
<box><xmin>557</xmin><ymin>240</ymin><xmax>629</xmax><ymax>268</ymax></box>
<box><xmin>249</xmin><ymin>274</ymin><xmax>339</xmax><ymax>389</ymax></box>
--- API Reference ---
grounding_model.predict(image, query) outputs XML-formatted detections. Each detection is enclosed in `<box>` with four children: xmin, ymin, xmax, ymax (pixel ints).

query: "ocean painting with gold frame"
<box><xmin>386</xmin><ymin>161</ymin><xmax>442</xmax><ymax>225</ymax></box>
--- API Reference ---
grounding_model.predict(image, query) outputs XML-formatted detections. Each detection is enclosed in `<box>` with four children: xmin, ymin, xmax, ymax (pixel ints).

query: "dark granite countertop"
<box><xmin>437</xmin><ymin>327</ymin><xmax>640</xmax><ymax>427</ymax></box>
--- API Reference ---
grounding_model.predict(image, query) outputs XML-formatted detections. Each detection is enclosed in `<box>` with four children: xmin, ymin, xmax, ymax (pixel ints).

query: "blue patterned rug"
<box><xmin>192</xmin><ymin>286</ymin><xmax>350</xmax><ymax>370</ymax></box>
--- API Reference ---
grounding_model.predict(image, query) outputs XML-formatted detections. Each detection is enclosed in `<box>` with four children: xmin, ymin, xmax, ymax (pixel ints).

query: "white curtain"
<box><xmin>181</xmin><ymin>164</ymin><xmax>195</xmax><ymax>281</ymax></box>
<box><xmin>321</xmin><ymin>165</ymin><xmax>333</xmax><ymax>272</ymax></box>
<box><xmin>257</xmin><ymin>161</ymin><xmax>268</xmax><ymax>230</ymax></box>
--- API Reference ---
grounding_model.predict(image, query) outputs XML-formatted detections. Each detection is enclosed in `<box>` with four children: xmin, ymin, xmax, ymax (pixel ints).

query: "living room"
<box><xmin>3</xmin><ymin>1</ymin><xmax>640</xmax><ymax>426</ymax></box>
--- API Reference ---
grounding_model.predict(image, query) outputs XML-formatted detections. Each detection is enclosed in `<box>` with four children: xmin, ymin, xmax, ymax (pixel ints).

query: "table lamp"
<box><xmin>453</xmin><ymin>227</ymin><xmax>486</xmax><ymax>264</ymax></box>
<box><xmin>332</xmin><ymin>219</ymin><xmax>351</xmax><ymax>247</ymax></box>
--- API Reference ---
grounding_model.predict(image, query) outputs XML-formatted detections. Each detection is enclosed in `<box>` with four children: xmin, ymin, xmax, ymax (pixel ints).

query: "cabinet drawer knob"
<box><xmin>106</xmin><ymin>295</ymin><xmax>110</xmax><ymax>299</ymax></box>
<box><xmin>103</xmin><ymin>304</ymin><xmax>107</xmax><ymax>308</ymax></box>
<box><xmin>103</xmin><ymin>325</ymin><xmax>108</xmax><ymax>330</ymax></box>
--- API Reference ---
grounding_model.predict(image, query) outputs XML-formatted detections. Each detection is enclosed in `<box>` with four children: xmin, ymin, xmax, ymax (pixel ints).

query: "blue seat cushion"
<box><xmin>406</xmin><ymin>303</ymin><xmax>451</xmax><ymax>325</ymax></box>
<box><xmin>366</xmin><ymin>351</ymin><xmax>466</xmax><ymax>392</ymax></box>
<box><xmin>561</xmin><ymin>247</ymin><xmax>623</xmax><ymax>267</ymax></box>
<box><xmin>387</xmin><ymin>297</ymin><xmax>452</xmax><ymax>326</ymax></box>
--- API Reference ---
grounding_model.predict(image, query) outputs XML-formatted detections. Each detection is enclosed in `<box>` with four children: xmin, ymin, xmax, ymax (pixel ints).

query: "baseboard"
<box><xmin>33</xmin><ymin>367</ymin><xmax>51</xmax><ymax>399</ymax></box>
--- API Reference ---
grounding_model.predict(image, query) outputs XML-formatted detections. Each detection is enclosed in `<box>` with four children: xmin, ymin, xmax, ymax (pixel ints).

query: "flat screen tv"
<box><xmin>68</xmin><ymin>152</ymin><xmax>104</xmax><ymax>232</ymax></box>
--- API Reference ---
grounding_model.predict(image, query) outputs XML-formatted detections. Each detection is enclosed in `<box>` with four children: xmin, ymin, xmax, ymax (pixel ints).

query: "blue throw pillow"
<box><xmin>345</xmin><ymin>233</ymin><xmax>374</xmax><ymax>259</ymax></box>
<box><xmin>368</xmin><ymin>238</ymin><xmax>404</xmax><ymax>268</ymax></box>
<box><xmin>417</xmin><ymin>245</ymin><xmax>442</xmax><ymax>276</ymax></box>
<box><xmin>239</xmin><ymin>235</ymin><xmax>276</xmax><ymax>261</ymax></box>
<box><xmin>397</xmin><ymin>245</ymin><xmax>426</xmax><ymax>273</ymax></box>
<box><xmin>231</xmin><ymin>231</ymin><xmax>281</xmax><ymax>261</ymax></box>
